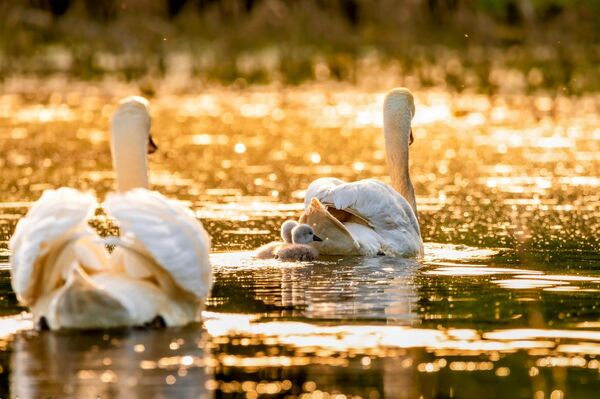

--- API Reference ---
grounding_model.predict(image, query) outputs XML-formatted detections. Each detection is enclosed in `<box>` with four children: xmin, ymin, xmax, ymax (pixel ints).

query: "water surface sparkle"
<box><xmin>1</xmin><ymin>84</ymin><xmax>600</xmax><ymax>398</ymax></box>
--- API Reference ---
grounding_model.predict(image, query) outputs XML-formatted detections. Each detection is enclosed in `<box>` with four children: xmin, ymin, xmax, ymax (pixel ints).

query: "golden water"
<box><xmin>0</xmin><ymin>80</ymin><xmax>599</xmax><ymax>398</ymax></box>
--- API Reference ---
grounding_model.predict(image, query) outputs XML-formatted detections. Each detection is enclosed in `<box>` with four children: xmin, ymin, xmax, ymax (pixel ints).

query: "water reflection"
<box><xmin>1</xmin><ymin>246</ymin><xmax>600</xmax><ymax>397</ymax></box>
<box><xmin>211</xmin><ymin>253</ymin><xmax>421</xmax><ymax>322</ymax></box>
<box><xmin>1</xmin><ymin>85</ymin><xmax>600</xmax><ymax>397</ymax></box>
<box><xmin>10</xmin><ymin>325</ymin><xmax>211</xmax><ymax>398</ymax></box>
<box><xmin>2</xmin><ymin>88</ymin><xmax>600</xmax><ymax>252</ymax></box>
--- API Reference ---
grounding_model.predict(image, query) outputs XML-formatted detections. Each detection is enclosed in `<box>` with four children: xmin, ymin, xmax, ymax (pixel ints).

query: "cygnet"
<box><xmin>255</xmin><ymin>221</ymin><xmax>321</xmax><ymax>261</ymax></box>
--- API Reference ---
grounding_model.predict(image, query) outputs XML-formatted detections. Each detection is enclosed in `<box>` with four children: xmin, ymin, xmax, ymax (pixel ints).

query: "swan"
<box><xmin>255</xmin><ymin>221</ymin><xmax>321</xmax><ymax>261</ymax></box>
<box><xmin>8</xmin><ymin>97</ymin><xmax>212</xmax><ymax>330</ymax></box>
<box><xmin>300</xmin><ymin>88</ymin><xmax>423</xmax><ymax>257</ymax></box>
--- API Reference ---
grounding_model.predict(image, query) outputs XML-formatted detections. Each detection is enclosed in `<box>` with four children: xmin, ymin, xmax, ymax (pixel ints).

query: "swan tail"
<box><xmin>47</xmin><ymin>266</ymin><xmax>131</xmax><ymax>329</ymax></box>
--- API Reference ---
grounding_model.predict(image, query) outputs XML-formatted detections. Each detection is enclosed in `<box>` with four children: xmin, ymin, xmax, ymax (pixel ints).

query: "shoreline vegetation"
<box><xmin>1</xmin><ymin>0</ymin><xmax>600</xmax><ymax>94</ymax></box>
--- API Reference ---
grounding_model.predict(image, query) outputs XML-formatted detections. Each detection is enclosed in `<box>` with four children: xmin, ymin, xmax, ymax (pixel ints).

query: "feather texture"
<box><xmin>274</xmin><ymin>244</ymin><xmax>319</xmax><ymax>262</ymax></box>
<box><xmin>303</xmin><ymin>178</ymin><xmax>422</xmax><ymax>256</ymax></box>
<box><xmin>8</xmin><ymin>96</ymin><xmax>212</xmax><ymax>329</ymax></box>
<box><xmin>9</xmin><ymin>188</ymin><xmax>101</xmax><ymax>305</ymax></box>
<box><xmin>104</xmin><ymin>188</ymin><xmax>212</xmax><ymax>302</ymax></box>
<box><xmin>9</xmin><ymin>188</ymin><xmax>212</xmax><ymax>329</ymax></box>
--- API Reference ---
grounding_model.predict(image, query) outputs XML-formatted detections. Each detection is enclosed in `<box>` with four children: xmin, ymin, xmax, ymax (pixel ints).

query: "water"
<box><xmin>1</xmin><ymin>80</ymin><xmax>599</xmax><ymax>398</ymax></box>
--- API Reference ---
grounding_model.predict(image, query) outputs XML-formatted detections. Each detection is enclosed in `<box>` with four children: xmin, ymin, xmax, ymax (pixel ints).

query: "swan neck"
<box><xmin>111</xmin><ymin>118</ymin><xmax>149</xmax><ymax>192</ymax></box>
<box><xmin>383</xmin><ymin>106</ymin><xmax>417</xmax><ymax>216</ymax></box>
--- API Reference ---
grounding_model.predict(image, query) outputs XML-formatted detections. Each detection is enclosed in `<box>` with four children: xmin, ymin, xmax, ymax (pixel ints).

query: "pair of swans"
<box><xmin>9</xmin><ymin>88</ymin><xmax>421</xmax><ymax>330</ymax></box>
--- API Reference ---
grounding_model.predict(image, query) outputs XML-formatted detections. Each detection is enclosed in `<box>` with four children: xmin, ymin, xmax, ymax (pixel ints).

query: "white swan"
<box><xmin>255</xmin><ymin>221</ymin><xmax>321</xmax><ymax>261</ymax></box>
<box><xmin>8</xmin><ymin>97</ymin><xmax>212</xmax><ymax>330</ymax></box>
<box><xmin>300</xmin><ymin>88</ymin><xmax>422</xmax><ymax>257</ymax></box>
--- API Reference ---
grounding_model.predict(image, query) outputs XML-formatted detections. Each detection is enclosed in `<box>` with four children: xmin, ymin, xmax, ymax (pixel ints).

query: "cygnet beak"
<box><xmin>409</xmin><ymin>128</ymin><xmax>414</xmax><ymax>146</ymax></box>
<box><xmin>148</xmin><ymin>134</ymin><xmax>158</xmax><ymax>154</ymax></box>
<box><xmin>313</xmin><ymin>235</ymin><xmax>323</xmax><ymax>242</ymax></box>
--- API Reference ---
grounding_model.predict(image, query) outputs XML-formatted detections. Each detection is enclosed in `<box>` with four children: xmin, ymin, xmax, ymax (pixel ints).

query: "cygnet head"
<box><xmin>280</xmin><ymin>220</ymin><xmax>299</xmax><ymax>243</ymax></box>
<box><xmin>291</xmin><ymin>224</ymin><xmax>323</xmax><ymax>245</ymax></box>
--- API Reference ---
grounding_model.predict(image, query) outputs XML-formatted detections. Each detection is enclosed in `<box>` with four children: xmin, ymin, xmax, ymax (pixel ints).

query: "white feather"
<box><xmin>104</xmin><ymin>188</ymin><xmax>212</xmax><ymax>301</ymax></box>
<box><xmin>92</xmin><ymin>273</ymin><xmax>200</xmax><ymax>326</ymax></box>
<box><xmin>8</xmin><ymin>97</ymin><xmax>213</xmax><ymax>330</ymax></box>
<box><xmin>345</xmin><ymin>223</ymin><xmax>381</xmax><ymax>256</ymax></box>
<box><xmin>42</xmin><ymin>267</ymin><xmax>132</xmax><ymax>330</ymax></box>
<box><xmin>301</xmin><ymin>89</ymin><xmax>422</xmax><ymax>257</ymax></box>
<box><xmin>8</xmin><ymin>188</ymin><xmax>100</xmax><ymax>305</ymax></box>
<box><xmin>304</xmin><ymin>178</ymin><xmax>422</xmax><ymax>257</ymax></box>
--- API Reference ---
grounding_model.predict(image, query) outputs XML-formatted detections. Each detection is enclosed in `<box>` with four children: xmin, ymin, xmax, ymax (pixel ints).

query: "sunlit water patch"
<box><xmin>1</xmin><ymin>246</ymin><xmax>600</xmax><ymax>398</ymax></box>
<box><xmin>1</xmin><ymin>84</ymin><xmax>600</xmax><ymax>397</ymax></box>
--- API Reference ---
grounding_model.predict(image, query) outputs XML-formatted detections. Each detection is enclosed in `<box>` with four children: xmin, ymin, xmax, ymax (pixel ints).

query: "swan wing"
<box><xmin>8</xmin><ymin>188</ymin><xmax>105</xmax><ymax>306</ymax></box>
<box><xmin>305</xmin><ymin>178</ymin><xmax>422</xmax><ymax>256</ymax></box>
<box><xmin>303</xmin><ymin>177</ymin><xmax>346</xmax><ymax>209</ymax></box>
<box><xmin>104</xmin><ymin>188</ymin><xmax>212</xmax><ymax>302</ymax></box>
<box><xmin>344</xmin><ymin>223</ymin><xmax>382</xmax><ymax>256</ymax></box>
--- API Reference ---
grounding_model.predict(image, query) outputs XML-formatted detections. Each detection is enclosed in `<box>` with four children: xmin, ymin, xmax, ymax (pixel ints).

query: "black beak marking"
<box><xmin>148</xmin><ymin>134</ymin><xmax>158</xmax><ymax>154</ymax></box>
<box><xmin>313</xmin><ymin>235</ymin><xmax>323</xmax><ymax>242</ymax></box>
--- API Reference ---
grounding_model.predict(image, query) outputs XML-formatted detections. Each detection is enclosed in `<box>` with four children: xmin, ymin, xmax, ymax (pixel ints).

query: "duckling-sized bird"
<box><xmin>275</xmin><ymin>224</ymin><xmax>321</xmax><ymax>261</ymax></box>
<box><xmin>255</xmin><ymin>221</ymin><xmax>322</xmax><ymax>261</ymax></box>
<box><xmin>255</xmin><ymin>220</ymin><xmax>299</xmax><ymax>259</ymax></box>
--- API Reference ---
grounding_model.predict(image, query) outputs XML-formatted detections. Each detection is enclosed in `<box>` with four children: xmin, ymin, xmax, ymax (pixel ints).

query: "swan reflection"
<box><xmin>212</xmin><ymin>252</ymin><xmax>421</xmax><ymax>323</ymax></box>
<box><xmin>10</xmin><ymin>324</ymin><xmax>212</xmax><ymax>398</ymax></box>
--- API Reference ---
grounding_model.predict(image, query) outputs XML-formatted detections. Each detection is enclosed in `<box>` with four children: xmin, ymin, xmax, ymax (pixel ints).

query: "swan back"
<box><xmin>300</xmin><ymin>196</ymin><xmax>362</xmax><ymax>255</ymax></box>
<box><xmin>304</xmin><ymin>178</ymin><xmax>422</xmax><ymax>256</ymax></box>
<box><xmin>49</xmin><ymin>267</ymin><xmax>132</xmax><ymax>329</ymax></box>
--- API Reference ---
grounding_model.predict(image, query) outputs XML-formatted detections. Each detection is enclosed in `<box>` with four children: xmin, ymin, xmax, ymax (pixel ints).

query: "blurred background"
<box><xmin>2</xmin><ymin>0</ymin><xmax>599</xmax><ymax>93</ymax></box>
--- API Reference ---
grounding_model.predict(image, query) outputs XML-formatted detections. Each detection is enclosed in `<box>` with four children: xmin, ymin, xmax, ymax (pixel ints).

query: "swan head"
<box><xmin>383</xmin><ymin>88</ymin><xmax>415</xmax><ymax>145</ymax></box>
<box><xmin>280</xmin><ymin>220</ymin><xmax>299</xmax><ymax>243</ymax></box>
<box><xmin>112</xmin><ymin>96</ymin><xmax>157</xmax><ymax>154</ymax></box>
<box><xmin>291</xmin><ymin>224</ymin><xmax>323</xmax><ymax>245</ymax></box>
